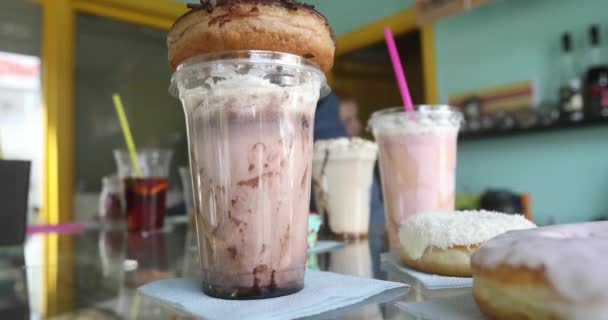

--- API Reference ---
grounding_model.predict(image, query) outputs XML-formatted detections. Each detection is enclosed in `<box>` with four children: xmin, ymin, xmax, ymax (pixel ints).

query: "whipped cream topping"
<box><xmin>314</xmin><ymin>137</ymin><xmax>377</xmax><ymax>152</ymax></box>
<box><xmin>369</xmin><ymin>106</ymin><xmax>462</xmax><ymax>135</ymax></box>
<box><xmin>313</xmin><ymin>137</ymin><xmax>377</xmax><ymax>160</ymax></box>
<box><xmin>180</xmin><ymin>71</ymin><xmax>321</xmax><ymax>114</ymax></box>
<box><xmin>399</xmin><ymin>210</ymin><xmax>536</xmax><ymax>260</ymax></box>
<box><xmin>173</xmin><ymin>52</ymin><xmax>327</xmax><ymax>103</ymax></box>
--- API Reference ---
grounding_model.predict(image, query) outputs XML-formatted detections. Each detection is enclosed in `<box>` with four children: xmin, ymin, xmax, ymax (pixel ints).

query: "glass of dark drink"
<box><xmin>113</xmin><ymin>149</ymin><xmax>173</xmax><ymax>233</ymax></box>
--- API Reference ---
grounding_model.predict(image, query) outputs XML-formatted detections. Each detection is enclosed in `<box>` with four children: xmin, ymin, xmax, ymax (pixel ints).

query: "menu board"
<box><xmin>415</xmin><ymin>0</ymin><xmax>494</xmax><ymax>25</ymax></box>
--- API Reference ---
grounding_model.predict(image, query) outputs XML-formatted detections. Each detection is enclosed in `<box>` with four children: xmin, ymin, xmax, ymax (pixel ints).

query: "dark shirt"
<box><xmin>313</xmin><ymin>94</ymin><xmax>349</xmax><ymax>140</ymax></box>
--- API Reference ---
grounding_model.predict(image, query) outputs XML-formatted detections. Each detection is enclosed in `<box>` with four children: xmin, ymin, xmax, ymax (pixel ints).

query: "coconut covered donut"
<box><xmin>167</xmin><ymin>0</ymin><xmax>335</xmax><ymax>71</ymax></box>
<box><xmin>399</xmin><ymin>210</ymin><xmax>536</xmax><ymax>277</ymax></box>
<box><xmin>471</xmin><ymin>221</ymin><xmax>608</xmax><ymax>320</ymax></box>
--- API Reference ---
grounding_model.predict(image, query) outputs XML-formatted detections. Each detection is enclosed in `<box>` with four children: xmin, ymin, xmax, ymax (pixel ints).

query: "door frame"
<box><xmin>35</xmin><ymin>0</ymin><xmax>185</xmax><ymax>317</ymax></box>
<box><xmin>334</xmin><ymin>6</ymin><xmax>438</xmax><ymax>104</ymax></box>
<box><xmin>38</xmin><ymin>0</ymin><xmax>186</xmax><ymax>225</ymax></box>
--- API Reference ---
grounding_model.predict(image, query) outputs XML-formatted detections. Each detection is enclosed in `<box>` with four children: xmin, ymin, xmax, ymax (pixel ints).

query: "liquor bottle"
<box><xmin>584</xmin><ymin>25</ymin><xmax>608</xmax><ymax>118</ymax></box>
<box><xmin>558</xmin><ymin>32</ymin><xmax>583</xmax><ymax>122</ymax></box>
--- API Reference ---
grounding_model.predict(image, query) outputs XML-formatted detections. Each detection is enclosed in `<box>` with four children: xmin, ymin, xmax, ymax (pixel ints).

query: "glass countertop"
<box><xmin>0</xmin><ymin>219</ymin><xmax>469</xmax><ymax>319</ymax></box>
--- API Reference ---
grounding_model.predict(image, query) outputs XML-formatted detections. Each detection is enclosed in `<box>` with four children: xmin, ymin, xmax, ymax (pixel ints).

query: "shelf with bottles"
<box><xmin>459</xmin><ymin>24</ymin><xmax>608</xmax><ymax>141</ymax></box>
<box><xmin>459</xmin><ymin>111</ymin><xmax>608</xmax><ymax>141</ymax></box>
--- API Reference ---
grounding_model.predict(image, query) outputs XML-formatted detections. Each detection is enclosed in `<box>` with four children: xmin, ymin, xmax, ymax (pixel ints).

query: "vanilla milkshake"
<box><xmin>172</xmin><ymin>51</ymin><xmax>327</xmax><ymax>299</ymax></box>
<box><xmin>312</xmin><ymin>138</ymin><xmax>377</xmax><ymax>239</ymax></box>
<box><xmin>368</xmin><ymin>106</ymin><xmax>462</xmax><ymax>249</ymax></box>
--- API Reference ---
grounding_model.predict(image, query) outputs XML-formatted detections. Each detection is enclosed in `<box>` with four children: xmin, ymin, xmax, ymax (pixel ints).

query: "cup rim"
<box><xmin>367</xmin><ymin>105</ymin><xmax>463</xmax><ymax>131</ymax></box>
<box><xmin>175</xmin><ymin>50</ymin><xmax>323</xmax><ymax>72</ymax></box>
<box><xmin>312</xmin><ymin>153</ymin><xmax>378</xmax><ymax>161</ymax></box>
<box><xmin>169</xmin><ymin>50</ymin><xmax>329</xmax><ymax>97</ymax></box>
<box><xmin>369</xmin><ymin>105</ymin><xmax>459</xmax><ymax>117</ymax></box>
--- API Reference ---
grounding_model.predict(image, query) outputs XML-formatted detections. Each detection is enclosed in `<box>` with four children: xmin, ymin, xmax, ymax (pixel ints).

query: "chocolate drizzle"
<box><xmin>251</xmin><ymin>264</ymin><xmax>279</xmax><ymax>296</ymax></box>
<box><xmin>187</xmin><ymin>0</ymin><xmax>216</xmax><ymax>12</ymax></box>
<box><xmin>175</xmin><ymin>0</ymin><xmax>336</xmax><ymax>48</ymax></box>
<box><xmin>237</xmin><ymin>172</ymin><xmax>274</xmax><ymax>188</ymax></box>
<box><xmin>184</xmin><ymin>0</ymin><xmax>330</xmax><ymax>24</ymax></box>
<box><xmin>187</xmin><ymin>0</ymin><xmax>313</xmax><ymax>11</ymax></box>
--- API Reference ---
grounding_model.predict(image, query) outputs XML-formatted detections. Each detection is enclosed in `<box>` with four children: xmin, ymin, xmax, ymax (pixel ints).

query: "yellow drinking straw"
<box><xmin>112</xmin><ymin>93</ymin><xmax>142</xmax><ymax>177</ymax></box>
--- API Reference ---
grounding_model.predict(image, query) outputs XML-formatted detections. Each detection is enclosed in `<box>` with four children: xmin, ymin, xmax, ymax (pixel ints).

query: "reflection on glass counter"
<box><xmin>0</xmin><ymin>248</ymin><xmax>28</xmax><ymax>319</ymax></box>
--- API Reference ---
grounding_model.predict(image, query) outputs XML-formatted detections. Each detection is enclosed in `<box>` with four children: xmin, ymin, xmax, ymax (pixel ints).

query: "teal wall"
<box><xmin>304</xmin><ymin>0</ymin><xmax>412</xmax><ymax>35</ymax></box>
<box><xmin>457</xmin><ymin>128</ymin><xmax>608</xmax><ymax>224</ymax></box>
<box><xmin>434</xmin><ymin>0</ymin><xmax>608</xmax><ymax>103</ymax></box>
<box><xmin>435</xmin><ymin>0</ymin><xmax>608</xmax><ymax>223</ymax></box>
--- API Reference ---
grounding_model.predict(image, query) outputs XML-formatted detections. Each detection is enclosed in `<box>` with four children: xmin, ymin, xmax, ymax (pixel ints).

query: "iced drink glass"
<box><xmin>170</xmin><ymin>51</ymin><xmax>328</xmax><ymax>299</ymax></box>
<box><xmin>312</xmin><ymin>138</ymin><xmax>377</xmax><ymax>239</ymax></box>
<box><xmin>368</xmin><ymin>106</ymin><xmax>462</xmax><ymax>249</ymax></box>
<box><xmin>114</xmin><ymin>149</ymin><xmax>173</xmax><ymax>233</ymax></box>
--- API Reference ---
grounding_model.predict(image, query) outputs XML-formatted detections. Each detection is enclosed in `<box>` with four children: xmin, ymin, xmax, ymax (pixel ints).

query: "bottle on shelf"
<box><xmin>558</xmin><ymin>32</ymin><xmax>583</xmax><ymax>122</ymax></box>
<box><xmin>584</xmin><ymin>25</ymin><xmax>608</xmax><ymax>118</ymax></box>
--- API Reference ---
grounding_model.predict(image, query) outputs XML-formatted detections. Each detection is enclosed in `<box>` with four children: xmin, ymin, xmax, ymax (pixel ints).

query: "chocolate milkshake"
<box><xmin>168</xmin><ymin>0</ymin><xmax>335</xmax><ymax>299</ymax></box>
<box><xmin>173</xmin><ymin>51</ymin><xmax>326</xmax><ymax>299</ymax></box>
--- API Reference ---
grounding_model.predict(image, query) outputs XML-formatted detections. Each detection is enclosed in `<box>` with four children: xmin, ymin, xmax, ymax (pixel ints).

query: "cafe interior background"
<box><xmin>1</xmin><ymin>0</ymin><xmax>608</xmax><ymax>317</ymax></box>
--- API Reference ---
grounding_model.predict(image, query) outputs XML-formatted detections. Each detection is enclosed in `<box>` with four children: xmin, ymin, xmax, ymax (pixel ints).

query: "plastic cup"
<box><xmin>368</xmin><ymin>106</ymin><xmax>462</xmax><ymax>249</ymax></box>
<box><xmin>113</xmin><ymin>149</ymin><xmax>173</xmax><ymax>233</ymax></box>
<box><xmin>170</xmin><ymin>50</ymin><xmax>328</xmax><ymax>299</ymax></box>
<box><xmin>311</xmin><ymin>138</ymin><xmax>378</xmax><ymax>240</ymax></box>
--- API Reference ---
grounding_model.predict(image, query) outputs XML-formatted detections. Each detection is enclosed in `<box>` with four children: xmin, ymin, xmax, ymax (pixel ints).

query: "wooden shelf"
<box><xmin>459</xmin><ymin>117</ymin><xmax>608</xmax><ymax>141</ymax></box>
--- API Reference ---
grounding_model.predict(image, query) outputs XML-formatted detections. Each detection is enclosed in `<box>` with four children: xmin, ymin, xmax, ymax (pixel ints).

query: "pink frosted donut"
<box><xmin>471</xmin><ymin>221</ymin><xmax>608</xmax><ymax>320</ymax></box>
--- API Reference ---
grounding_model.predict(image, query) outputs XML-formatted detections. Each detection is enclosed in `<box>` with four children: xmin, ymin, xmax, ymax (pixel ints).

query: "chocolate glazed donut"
<box><xmin>168</xmin><ymin>0</ymin><xmax>335</xmax><ymax>71</ymax></box>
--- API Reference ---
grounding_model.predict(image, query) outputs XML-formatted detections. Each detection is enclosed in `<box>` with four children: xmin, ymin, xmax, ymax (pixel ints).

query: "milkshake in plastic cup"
<box><xmin>312</xmin><ymin>138</ymin><xmax>377</xmax><ymax>239</ymax></box>
<box><xmin>368</xmin><ymin>106</ymin><xmax>462</xmax><ymax>249</ymax></box>
<box><xmin>171</xmin><ymin>51</ymin><xmax>327</xmax><ymax>299</ymax></box>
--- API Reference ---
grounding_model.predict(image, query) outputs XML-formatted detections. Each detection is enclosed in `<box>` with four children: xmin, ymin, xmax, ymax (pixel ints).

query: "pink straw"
<box><xmin>27</xmin><ymin>223</ymin><xmax>85</xmax><ymax>235</ymax></box>
<box><xmin>384</xmin><ymin>28</ymin><xmax>414</xmax><ymax>112</ymax></box>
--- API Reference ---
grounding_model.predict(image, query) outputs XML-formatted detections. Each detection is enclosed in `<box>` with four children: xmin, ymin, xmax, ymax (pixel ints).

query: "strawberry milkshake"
<box><xmin>368</xmin><ymin>106</ymin><xmax>462</xmax><ymax>249</ymax></box>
